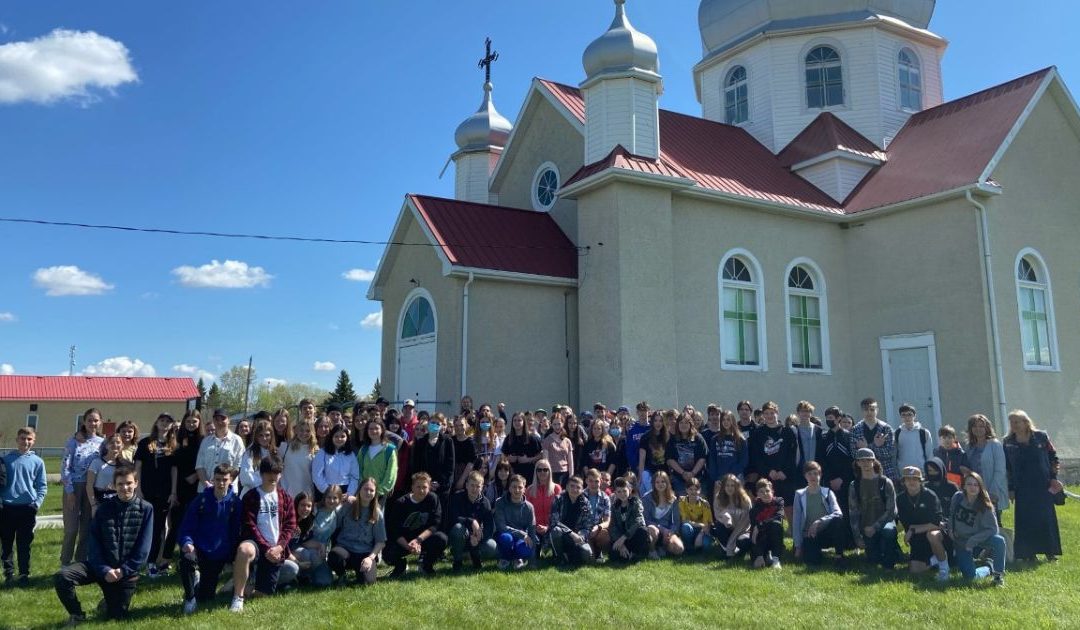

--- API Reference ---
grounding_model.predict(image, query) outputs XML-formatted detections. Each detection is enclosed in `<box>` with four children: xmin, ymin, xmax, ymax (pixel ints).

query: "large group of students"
<box><xmin>0</xmin><ymin>395</ymin><xmax>1066</xmax><ymax>625</ymax></box>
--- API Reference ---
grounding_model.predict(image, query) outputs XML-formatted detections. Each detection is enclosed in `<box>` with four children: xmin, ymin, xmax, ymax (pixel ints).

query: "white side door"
<box><xmin>880</xmin><ymin>333</ymin><xmax>942</xmax><ymax>430</ymax></box>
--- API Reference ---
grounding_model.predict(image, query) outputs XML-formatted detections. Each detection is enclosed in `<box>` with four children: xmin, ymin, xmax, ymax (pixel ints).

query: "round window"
<box><xmin>532</xmin><ymin>163</ymin><xmax>560</xmax><ymax>211</ymax></box>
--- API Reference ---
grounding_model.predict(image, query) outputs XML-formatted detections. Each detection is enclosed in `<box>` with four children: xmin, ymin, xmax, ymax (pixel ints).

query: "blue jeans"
<box><xmin>863</xmin><ymin>522</ymin><xmax>900</xmax><ymax>568</ymax></box>
<box><xmin>496</xmin><ymin>532</ymin><xmax>534</xmax><ymax>561</ymax></box>
<box><xmin>955</xmin><ymin>534</ymin><xmax>1006</xmax><ymax>578</ymax></box>
<box><xmin>678</xmin><ymin>523</ymin><xmax>713</xmax><ymax>551</ymax></box>
<box><xmin>448</xmin><ymin>523</ymin><xmax>499</xmax><ymax>563</ymax></box>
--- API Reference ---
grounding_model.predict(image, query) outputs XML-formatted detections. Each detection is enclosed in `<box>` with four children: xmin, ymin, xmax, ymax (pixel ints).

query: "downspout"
<box><xmin>461</xmin><ymin>272</ymin><xmax>475</xmax><ymax>401</ymax></box>
<box><xmin>967</xmin><ymin>189</ymin><xmax>1009</xmax><ymax>424</ymax></box>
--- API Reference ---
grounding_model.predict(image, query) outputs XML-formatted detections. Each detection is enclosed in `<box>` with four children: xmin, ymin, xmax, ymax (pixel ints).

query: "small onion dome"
<box><xmin>582</xmin><ymin>0</ymin><xmax>659</xmax><ymax>79</ymax></box>
<box><xmin>454</xmin><ymin>81</ymin><xmax>513</xmax><ymax>151</ymax></box>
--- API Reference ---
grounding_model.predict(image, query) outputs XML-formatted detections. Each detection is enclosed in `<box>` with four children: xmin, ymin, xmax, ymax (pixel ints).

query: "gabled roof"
<box><xmin>563</xmin><ymin>145</ymin><xmax>694</xmax><ymax>187</ymax></box>
<box><xmin>0</xmin><ymin>376</ymin><xmax>198</xmax><ymax>401</ymax></box>
<box><xmin>777</xmin><ymin>112</ymin><xmax>884</xmax><ymax>168</ymax></box>
<box><xmin>542</xmin><ymin>80</ymin><xmax>842</xmax><ymax>213</ymax></box>
<box><xmin>845</xmin><ymin>68</ymin><xmax>1054</xmax><ymax>212</ymax></box>
<box><xmin>408</xmin><ymin>195</ymin><xmax>578</xmax><ymax>280</ymax></box>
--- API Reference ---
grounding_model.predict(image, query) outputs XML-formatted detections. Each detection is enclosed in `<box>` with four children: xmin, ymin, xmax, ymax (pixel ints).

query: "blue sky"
<box><xmin>0</xmin><ymin>1</ymin><xmax>1077</xmax><ymax>394</ymax></box>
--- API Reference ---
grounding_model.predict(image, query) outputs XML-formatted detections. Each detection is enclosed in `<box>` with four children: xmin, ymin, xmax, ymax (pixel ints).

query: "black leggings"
<box><xmin>383</xmin><ymin>533</ymin><xmax>448</xmax><ymax>570</ymax></box>
<box><xmin>145</xmin><ymin>496</ymin><xmax>173</xmax><ymax>565</ymax></box>
<box><xmin>752</xmin><ymin>521</ymin><xmax>784</xmax><ymax>560</ymax></box>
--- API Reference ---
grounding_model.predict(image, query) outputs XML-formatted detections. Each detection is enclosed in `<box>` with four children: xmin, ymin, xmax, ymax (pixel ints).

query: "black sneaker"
<box><xmin>470</xmin><ymin>552</ymin><xmax>482</xmax><ymax>570</ymax></box>
<box><xmin>388</xmin><ymin>562</ymin><xmax>407</xmax><ymax>578</ymax></box>
<box><xmin>451</xmin><ymin>560</ymin><xmax>463</xmax><ymax>573</ymax></box>
<box><xmin>17</xmin><ymin>575</ymin><xmax>29</xmax><ymax>587</ymax></box>
<box><xmin>3</xmin><ymin>575</ymin><xmax>12</xmax><ymax>587</ymax></box>
<box><xmin>419</xmin><ymin>563</ymin><xmax>436</xmax><ymax>576</ymax></box>
<box><xmin>992</xmin><ymin>573</ymin><xmax>1005</xmax><ymax>587</ymax></box>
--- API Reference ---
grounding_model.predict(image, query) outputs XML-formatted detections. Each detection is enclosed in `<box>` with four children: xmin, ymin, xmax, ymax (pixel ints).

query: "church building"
<box><xmin>367</xmin><ymin>0</ymin><xmax>1080</xmax><ymax>455</ymax></box>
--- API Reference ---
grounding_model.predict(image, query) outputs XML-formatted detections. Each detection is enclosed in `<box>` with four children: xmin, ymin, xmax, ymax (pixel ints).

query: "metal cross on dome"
<box><xmin>478</xmin><ymin>37</ymin><xmax>499</xmax><ymax>83</ymax></box>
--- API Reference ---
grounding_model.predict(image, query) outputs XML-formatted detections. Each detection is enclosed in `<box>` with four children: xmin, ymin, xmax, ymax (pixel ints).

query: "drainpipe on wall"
<box><xmin>967</xmin><ymin>189</ymin><xmax>1009</xmax><ymax>424</ymax></box>
<box><xmin>461</xmin><ymin>272</ymin><xmax>475</xmax><ymax>400</ymax></box>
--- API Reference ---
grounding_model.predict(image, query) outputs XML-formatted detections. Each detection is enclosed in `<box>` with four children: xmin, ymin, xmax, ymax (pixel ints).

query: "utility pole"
<box><xmin>68</xmin><ymin>345</ymin><xmax>77</xmax><ymax>376</ymax></box>
<box><xmin>242</xmin><ymin>355</ymin><xmax>253</xmax><ymax>420</ymax></box>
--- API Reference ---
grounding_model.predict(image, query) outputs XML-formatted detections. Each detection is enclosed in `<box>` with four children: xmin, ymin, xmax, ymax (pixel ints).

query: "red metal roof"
<box><xmin>409</xmin><ymin>194</ymin><xmax>578</xmax><ymax>279</ymax></box>
<box><xmin>541</xmin><ymin>70</ymin><xmax>1052</xmax><ymax>215</ymax></box>
<box><xmin>542</xmin><ymin>79</ymin><xmax>842</xmax><ymax>213</ymax></box>
<box><xmin>0</xmin><ymin>376</ymin><xmax>199</xmax><ymax>401</ymax></box>
<box><xmin>777</xmin><ymin>112</ymin><xmax>883</xmax><ymax>168</ymax></box>
<box><xmin>845</xmin><ymin>68</ymin><xmax>1051</xmax><ymax>213</ymax></box>
<box><xmin>564</xmin><ymin>145</ymin><xmax>694</xmax><ymax>187</ymax></box>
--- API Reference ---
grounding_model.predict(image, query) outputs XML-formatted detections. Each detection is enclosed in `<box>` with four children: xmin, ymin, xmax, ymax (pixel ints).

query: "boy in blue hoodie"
<box><xmin>177</xmin><ymin>464</ymin><xmax>242</xmax><ymax>614</ymax></box>
<box><xmin>1</xmin><ymin>427</ymin><xmax>48</xmax><ymax>586</ymax></box>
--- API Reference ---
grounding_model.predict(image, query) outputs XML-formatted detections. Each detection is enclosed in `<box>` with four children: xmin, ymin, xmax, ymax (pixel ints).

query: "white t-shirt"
<box><xmin>256</xmin><ymin>487</ymin><xmax>280</xmax><ymax>545</ymax></box>
<box><xmin>366</xmin><ymin>444</ymin><xmax>385</xmax><ymax>459</ymax></box>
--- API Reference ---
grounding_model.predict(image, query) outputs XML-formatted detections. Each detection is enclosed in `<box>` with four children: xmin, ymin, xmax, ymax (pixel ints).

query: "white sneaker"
<box><xmin>229</xmin><ymin>596</ymin><xmax>244</xmax><ymax>613</ymax></box>
<box><xmin>512</xmin><ymin>559</ymin><xmax>526</xmax><ymax>570</ymax></box>
<box><xmin>182</xmin><ymin>598</ymin><xmax>197</xmax><ymax>615</ymax></box>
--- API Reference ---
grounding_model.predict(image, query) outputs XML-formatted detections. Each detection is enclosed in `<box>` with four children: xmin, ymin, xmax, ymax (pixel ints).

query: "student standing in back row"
<box><xmin>852</xmin><ymin>398</ymin><xmax>898</xmax><ymax>482</ymax></box>
<box><xmin>1</xmin><ymin>427</ymin><xmax>47</xmax><ymax>587</ymax></box>
<box><xmin>894</xmin><ymin>404</ymin><xmax>933</xmax><ymax>476</ymax></box>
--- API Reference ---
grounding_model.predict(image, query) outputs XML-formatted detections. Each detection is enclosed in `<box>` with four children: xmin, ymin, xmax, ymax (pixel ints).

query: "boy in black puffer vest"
<box><xmin>54</xmin><ymin>464</ymin><xmax>153</xmax><ymax>625</ymax></box>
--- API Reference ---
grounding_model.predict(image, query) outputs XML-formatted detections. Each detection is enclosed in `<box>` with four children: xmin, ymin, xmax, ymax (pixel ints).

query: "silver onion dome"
<box><xmin>582</xmin><ymin>0</ymin><xmax>660</xmax><ymax>79</ymax></box>
<box><xmin>454</xmin><ymin>81</ymin><xmax>513</xmax><ymax>151</ymax></box>
<box><xmin>699</xmin><ymin>0</ymin><xmax>936</xmax><ymax>54</ymax></box>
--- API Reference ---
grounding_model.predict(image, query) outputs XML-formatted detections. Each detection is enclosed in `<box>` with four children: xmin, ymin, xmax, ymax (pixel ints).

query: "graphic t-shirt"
<box><xmin>257</xmin><ymin>487</ymin><xmax>280</xmax><ymax>545</ymax></box>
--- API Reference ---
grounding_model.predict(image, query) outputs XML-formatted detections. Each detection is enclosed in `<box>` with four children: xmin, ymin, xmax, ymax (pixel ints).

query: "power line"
<box><xmin>0</xmin><ymin>216</ymin><xmax>585</xmax><ymax>253</ymax></box>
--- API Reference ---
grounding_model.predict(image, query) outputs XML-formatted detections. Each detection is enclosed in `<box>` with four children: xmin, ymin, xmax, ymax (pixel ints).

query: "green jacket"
<box><xmin>357</xmin><ymin>442</ymin><xmax>398</xmax><ymax>496</ymax></box>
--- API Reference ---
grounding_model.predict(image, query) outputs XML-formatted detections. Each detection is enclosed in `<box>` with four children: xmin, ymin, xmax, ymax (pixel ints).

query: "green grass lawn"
<box><xmin>2</xmin><ymin>497</ymin><xmax>1078</xmax><ymax>629</ymax></box>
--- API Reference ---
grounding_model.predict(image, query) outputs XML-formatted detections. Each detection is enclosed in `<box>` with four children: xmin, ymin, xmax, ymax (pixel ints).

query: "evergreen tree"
<box><xmin>369</xmin><ymin>378</ymin><xmax>382</xmax><ymax>402</ymax></box>
<box><xmin>196</xmin><ymin>377</ymin><xmax>208</xmax><ymax>409</ymax></box>
<box><xmin>206</xmin><ymin>382</ymin><xmax>224</xmax><ymax>413</ymax></box>
<box><xmin>325</xmin><ymin>369</ymin><xmax>358</xmax><ymax>408</ymax></box>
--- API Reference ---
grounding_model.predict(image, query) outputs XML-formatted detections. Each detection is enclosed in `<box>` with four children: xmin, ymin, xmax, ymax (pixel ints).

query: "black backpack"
<box><xmin>894</xmin><ymin>427</ymin><xmax>930</xmax><ymax>460</ymax></box>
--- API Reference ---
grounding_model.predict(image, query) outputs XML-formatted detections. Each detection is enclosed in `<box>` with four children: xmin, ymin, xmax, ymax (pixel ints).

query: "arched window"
<box><xmin>724</xmin><ymin>65</ymin><xmax>749</xmax><ymax>125</ymax></box>
<box><xmin>720</xmin><ymin>252</ymin><xmax>766</xmax><ymax>369</ymax></box>
<box><xmin>898</xmin><ymin>48</ymin><xmax>923</xmax><ymax>111</ymax></box>
<box><xmin>785</xmin><ymin>262</ymin><xmax>829</xmax><ymax>372</ymax></box>
<box><xmin>400</xmin><ymin>296</ymin><xmax>435</xmax><ymax>340</ymax></box>
<box><xmin>1015</xmin><ymin>251</ymin><xmax>1057</xmax><ymax>368</ymax></box>
<box><xmin>805</xmin><ymin>46</ymin><xmax>844</xmax><ymax>109</ymax></box>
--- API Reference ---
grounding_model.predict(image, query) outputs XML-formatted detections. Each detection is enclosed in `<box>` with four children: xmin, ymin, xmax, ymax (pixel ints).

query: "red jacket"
<box><xmin>241</xmin><ymin>485</ymin><xmax>296</xmax><ymax>550</ymax></box>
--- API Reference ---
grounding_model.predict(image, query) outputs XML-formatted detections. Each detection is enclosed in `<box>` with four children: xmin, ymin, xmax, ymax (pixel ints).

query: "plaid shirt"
<box><xmin>852</xmin><ymin>420</ymin><xmax>898</xmax><ymax>480</ymax></box>
<box><xmin>583</xmin><ymin>489</ymin><xmax>611</xmax><ymax>530</ymax></box>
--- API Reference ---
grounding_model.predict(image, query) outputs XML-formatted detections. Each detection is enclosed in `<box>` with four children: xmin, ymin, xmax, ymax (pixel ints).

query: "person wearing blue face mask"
<box><xmin>410</xmin><ymin>413</ymin><xmax>456</xmax><ymax>529</ymax></box>
<box><xmin>582</xmin><ymin>420</ymin><xmax>618</xmax><ymax>478</ymax></box>
<box><xmin>473</xmin><ymin>417</ymin><xmax>502</xmax><ymax>479</ymax></box>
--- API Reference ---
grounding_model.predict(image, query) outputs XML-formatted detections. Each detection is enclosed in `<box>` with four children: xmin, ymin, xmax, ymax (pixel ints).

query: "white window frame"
<box><xmin>784</xmin><ymin>258</ymin><xmax>831</xmax><ymax>374</ymax></box>
<box><xmin>1013</xmin><ymin>248</ymin><xmax>1059</xmax><ymax>371</ymax></box>
<box><xmin>718</xmin><ymin>248</ymin><xmax>768</xmax><ymax>372</ymax></box>
<box><xmin>723</xmin><ymin>64</ymin><xmax>750</xmax><ymax>126</ymax></box>
<box><xmin>531</xmin><ymin>161</ymin><xmax>561</xmax><ymax>212</ymax></box>
<box><xmin>897</xmin><ymin>46</ymin><xmax>923</xmax><ymax>113</ymax></box>
<box><xmin>801</xmin><ymin>41</ymin><xmax>848</xmax><ymax>112</ymax></box>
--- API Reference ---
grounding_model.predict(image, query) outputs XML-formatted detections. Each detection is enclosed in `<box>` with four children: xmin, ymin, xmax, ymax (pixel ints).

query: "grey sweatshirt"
<box><xmin>948</xmin><ymin>492</ymin><xmax>999</xmax><ymax>552</ymax></box>
<box><xmin>494</xmin><ymin>495</ymin><xmax>537</xmax><ymax>541</ymax></box>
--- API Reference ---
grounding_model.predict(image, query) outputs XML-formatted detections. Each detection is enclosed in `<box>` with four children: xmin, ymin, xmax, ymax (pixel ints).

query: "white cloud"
<box><xmin>0</xmin><ymin>363</ymin><xmax>14</xmax><ymax>375</ymax></box>
<box><xmin>33</xmin><ymin>265</ymin><xmax>114</xmax><ymax>296</ymax></box>
<box><xmin>172</xmin><ymin>363</ymin><xmax>215</xmax><ymax>382</ymax></box>
<box><xmin>172</xmin><ymin>259</ymin><xmax>272</xmax><ymax>289</ymax></box>
<box><xmin>263</xmin><ymin>377</ymin><xmax>287</xmax><ymax>388</ymax></box>
<box><xmin>360</xmin><ymin>310</ymin><xmax>382</xmax><ymax>329</ymax></box>
<box><xmin>342</xmin><ymin>268</ymin><xmax>375</xmax><ymax>282</ymax></box>
<box><xmin>313</xmin><ymin>361</ymin><xmax>336</xmax><ymax>372</ymax></box>
<box><xmin>0</xmin><ymin>312</ymin><xmax>15</xmax><ymax>322</ymax></box>
<box><xmin>80</xmin><ymin>356</ymin><xmax>156</xmax><ymax>377</ymax></box>
<box><xmin>0</xmin><ymin>29</ymin><xmax>137</xmax><ymax>105</ymax></box>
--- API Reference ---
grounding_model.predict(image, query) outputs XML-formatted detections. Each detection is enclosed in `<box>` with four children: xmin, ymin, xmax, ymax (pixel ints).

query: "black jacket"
<box><xmin>896</xmin><ymin>486</ymin><xmax>943</xmax><ymax>529</ymax></box>
<box><xmin>550</xmin><ymin>491</ymin><xmax>592</xmax><ymax>538</ymax></box>
<box><xmin>818</xmin><ymin>428</ymin><xmax>854</xmax><ymax>485</ymax></box>
<box><xmin>388</xmin><ymin>492</ymin><xmax>441</xmax><ymax>542</ymax></box>
<box><xmin>410</xmin><ymin>436</ymin><xmax>456</xmax><ymax>491</ymax></box>
<box><xmin>750</xmin><ymin>424</ymin><xmax>797</xmax><ymax>479</ymax></box>
<box><xmin>448</xmin><ymin>489</ymin><xmax>494</xmax><ymax>539</ymax></box>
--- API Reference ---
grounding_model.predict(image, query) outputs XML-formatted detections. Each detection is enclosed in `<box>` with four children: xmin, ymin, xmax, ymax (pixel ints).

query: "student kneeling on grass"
<box><xmin>948</xmin><ymin>472</ymin><xmax>1007</xmax><ymax>586</ymax></box>
<box><xmin>328</xmin><ymin>477</ymin><xmax>386</xmax><ymax>586</ymax></box>
<box><xmin>494</xmin><ymin>474</ymin><xmax>538</xmax><ymax>569</ymax></box>
<box><xmin>677</xmin><ymin>477</ymin><xmax>713</xmax><ymax>552</ymax></box>
<box><xmin>609</xmin><ymin>477</ymin><xmax>650</xmax><ymax>562</ymax></box>
<box><xmin>448</xmin><ymin>471</ymin><xmax>499</xmax><ymax>571</ymax></box>
<box><xmin>793</xmin><ymin>462</ymin><xmax>846</xmax><ymax>566</ymax></box>
<box><xmin>848</xmin><ymin>448</ymin><xmax>900</xmax><ymax>569</ymax></box>
<box><xmin>711</xmin><ymin>474</ymin><xmax>752</xmax><ymax>560</ymax></box>
<box><xmin>385</xmin><ymin>472</ymin><xmax>448</xmax><ymax>577</ymax></box>
<box><xmin>750</xmin><ymin>478</ymin><xmax>784</xmax><ymax>569</ymax></box>
<box><xmin>177</xmin><ymin>464</ymin><xmax>242</xmax><ymax>614</ymax></box>
<box><xmin>54</xmin><ymin>464</ymin><xmax>153</xmax><ymax>625</ymax></box>
<box><xmin>896</xmin><ymin>466</ymin><xmax>950</xmax><ymax>582</ymax></box>
<box><xmin>550</xmin><ymin>475</ymin><xmax>594</xmax><ymax>565</ymax></box>
<box><xmin>231</xmin><ymin>456</ymin><xmax>296</xmax><ymax>613</ymax></box>
<box><xmin>1</xmin><ymin>427</ymin><xmax>48</xmax><ymax>588</ymax></box>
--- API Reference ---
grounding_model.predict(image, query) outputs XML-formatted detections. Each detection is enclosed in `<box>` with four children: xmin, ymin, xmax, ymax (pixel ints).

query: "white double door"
<box><xmin>397</xmin><ymin>335</ymin><xmax>436</xmax><ymax>410</ymax></box>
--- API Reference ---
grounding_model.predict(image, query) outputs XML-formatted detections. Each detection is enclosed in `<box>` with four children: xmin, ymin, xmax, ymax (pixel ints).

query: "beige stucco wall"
<box><xmin>670</xmin><ymin>195</ymin><xmax>855</xmax><ymax>413</ymax></box>
<box><xmin>0</xmin><ymin>400</ymin><xmax>192</xmax><ymax>449</ymax></box>
<box><xmin>986</xmin><ymin>91</ymin><xmax>1080</xmax><ymax>456</ymax></box>
<box><xmin>844</xmin><ymin>198</ymin><xmax>994</xmax><ymax>427</ymax></box>
<box><xmin>377</xmin><ymin>214</ymin><xmax>464</xmax><ymax>414</ymax></box>
<box><xmin>465</xmin><ymin>280</ymin><xmax>578</xmax><ymax>411</ymax></box>
<box><xmin>491</xmin><ymin>94</ymin><xmax>583</xmax><ymax>243</ymax></box>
